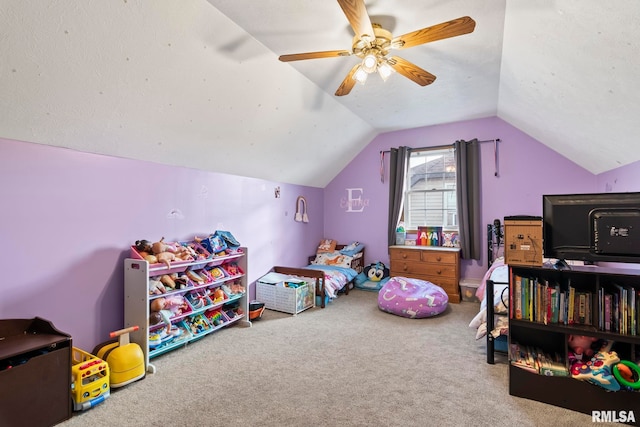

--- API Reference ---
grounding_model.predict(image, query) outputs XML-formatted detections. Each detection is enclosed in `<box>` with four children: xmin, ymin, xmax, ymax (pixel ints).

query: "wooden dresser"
<box><xmin>389</xmin><ymin>246</ymin><xmax>461</xmax><ymax>303</ymax></box>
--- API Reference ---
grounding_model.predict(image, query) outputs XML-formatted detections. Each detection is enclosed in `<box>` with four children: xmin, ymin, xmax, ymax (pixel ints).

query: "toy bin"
<box><xmin>460</xmin><ymin>279</ymin><xmax>481</xmax><ymax>303</ymax></box>
<box><xmin>148</xmin><ymin>320</ymin><xmax>193</xmax><ymax>358</ymax></box>
<box><xmin>256</xmin><ymin>272</ymin><xmax>315</xmax><ymax>315</ymax></box>
<box><xmin>71</xmin><ymin>347</ymin><xmax>110</xmax><ymax>411</ymax></box>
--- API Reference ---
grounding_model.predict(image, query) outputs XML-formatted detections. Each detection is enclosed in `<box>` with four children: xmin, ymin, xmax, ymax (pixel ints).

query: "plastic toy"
<box><xmin>93</xmin><ymin>326</ymin><xmax>145</xmax><ymax>388</ymax></box>
<box><xmin>613</xmin><ymin>360</ymin><xmax>640</xmax><ymax>390</ymax></box>
<box><xmin>185</xmin><ymin>314</ymin><xmax>211</xmax><ymax>335</ymax></box>
<box><xmin>148</xmin><ymin>324</ymin><xmax>183</xmax><ymax>349</ymax></box>
<box><xmin>205</xmin><ymin>308</ymin><xmax>227</xmax><ymax>326</ymax></box>
<box><xmin>570</xmin><ymin>343</ymin><xmax>621</xmax><ymax>392</ymax></box>
<box><xmin>71</xmin><ymin>347</ymin><xmax>110</xmax><ymax>411</ymax></box>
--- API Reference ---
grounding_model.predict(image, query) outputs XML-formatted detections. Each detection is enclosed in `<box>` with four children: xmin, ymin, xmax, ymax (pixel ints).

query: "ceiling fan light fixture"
<box><xmin>377</xmin><ymin>60</ymin><xmax>395</xmax><ymax>81</ymax></box>
<box><xmin>352</xmin><ymin>65</ymin><xmax>368</xmax><ymax>85</ymax></box>
<box><xmin>361</xmin><ymin>53</ymin><xmax>378</xmax><ymax>73</ymax></box>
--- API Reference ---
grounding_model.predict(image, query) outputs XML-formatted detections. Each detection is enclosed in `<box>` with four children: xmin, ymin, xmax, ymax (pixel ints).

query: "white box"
<box><xmin>256</xmin><ymin>273</ymin><xmax>315</xmax><ymax>315</ymax></box>
<box><xmin>459</xmin><ymin>279</ymin><xmax>481</xmax><ymax>303</ymax></box>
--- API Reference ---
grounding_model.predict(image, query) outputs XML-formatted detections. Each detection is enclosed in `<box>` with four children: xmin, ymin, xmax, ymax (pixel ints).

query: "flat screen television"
<box><xmin>542</xmin><ymin>192</ymin><xmax>640</xmax><ymax>264</ymax></box>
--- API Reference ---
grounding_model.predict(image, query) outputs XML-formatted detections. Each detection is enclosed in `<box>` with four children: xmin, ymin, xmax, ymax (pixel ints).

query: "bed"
<box><xmin>272</xmin><ymin>242</ymin><xmax>365</xmax><ymax>308</ymax></box>
<box><xmin>469</xmin><ymin>259</ymin><xmax>509</xmax><ymax>363</ymax></box>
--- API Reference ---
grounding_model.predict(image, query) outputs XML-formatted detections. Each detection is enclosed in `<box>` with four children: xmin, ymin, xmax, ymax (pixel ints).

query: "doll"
<box><xmin>149</xmin><ymin>295</ymin><xmax>189</xmax><ymax>333</ymax></box>
<box><xmin>568</xmin><ymin>335</ymin><xmax>598</xmax><ymax>360</ymax></box>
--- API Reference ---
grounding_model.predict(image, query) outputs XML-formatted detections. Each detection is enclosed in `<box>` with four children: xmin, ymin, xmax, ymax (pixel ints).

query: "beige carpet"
<box><xmin>60</xmin><ymin>289</ymin><xmax>604</xmax><ymax>427</ymax></box>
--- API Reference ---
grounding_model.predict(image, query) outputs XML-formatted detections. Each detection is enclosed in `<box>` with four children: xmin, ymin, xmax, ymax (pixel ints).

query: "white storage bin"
<box><xmin>256</xmin><ymin>272</ymin><xmax>315</xmax><ymax>315</ymax></box>
<box><xmin>459</xmin><ymin>278</ymin><xmax>481</xmax><ymax>303</ymax></box>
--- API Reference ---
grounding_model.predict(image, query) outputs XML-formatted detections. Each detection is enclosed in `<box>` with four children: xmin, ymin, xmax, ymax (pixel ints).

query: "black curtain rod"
<box><xmin>379</xmin><ymin>138</ymin><xmax>502</xmax><ymax>181</ymax></box>
<box><xmin>379</xmin><ymin>138</ymin><xmax>501</xmax><ymax>154</ymax></box>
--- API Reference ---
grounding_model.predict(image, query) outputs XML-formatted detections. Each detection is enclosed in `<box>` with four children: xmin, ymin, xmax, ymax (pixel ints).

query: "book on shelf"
<box><xmin>603</xmin><ymin>293</ymin><xmax>612</xmax><ymax>332</ymax></box>
<box><xmin>567</xmin><ymin>285</ymin><xmax>575</xmax><ymax>325</ymax></box>
<box><xmin>509</xmin><ymin>342</ymin><xmax>569</xmax><ymax>376</ymax></box>
<box><xmin>514</xmin><ymin>274</ymin><xmax>523</xmax><ymax>320</ymax></box>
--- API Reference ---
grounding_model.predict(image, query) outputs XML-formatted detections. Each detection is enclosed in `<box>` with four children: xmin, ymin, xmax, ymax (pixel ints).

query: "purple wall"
<box><xmin>0</xmin><ymin>137</ymin><xmax>324</xmax><ymax>349</ymax></box>
<box><xmin>3</xmin><ymin>119</ymin><xmax>640</xmax><ymax>349</ymax></box>
<box><xmin>324</xmin><ymin>117</ymin><xmax>598</xmax><ymax>280</ymax></box>
<box><xmin>597</xmin><ymin>159</ymin><xmax>640</xmax><ymax>193</ymax></box>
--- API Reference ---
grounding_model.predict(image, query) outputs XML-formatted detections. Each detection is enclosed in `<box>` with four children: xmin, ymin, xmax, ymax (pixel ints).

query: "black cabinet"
<box><xmin>0</xmin><ymin>317</ymin><xmax>72</xmax><ymax>427</ymax></box>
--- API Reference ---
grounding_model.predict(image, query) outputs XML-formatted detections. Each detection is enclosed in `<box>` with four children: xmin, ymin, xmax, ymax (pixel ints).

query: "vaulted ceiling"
<box><xmin>1</xmin><ymin>1</ymin><xmax>638</xmax><ymax>187</ymax></box>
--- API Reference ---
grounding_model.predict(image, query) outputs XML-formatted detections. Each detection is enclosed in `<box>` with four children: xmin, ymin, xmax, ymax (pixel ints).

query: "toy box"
<box><xmin>256</xmin><ymin>272</ymin><xmax>315</xmax><ymax>315</ymax></box>
<box><xmin>0</xmin><ymin>318</ymin><xmax>72</xmax><ymax>426</ymax></box>
<box><xmin>460</xmin><ymin>278</ymin><xmax>481</xmax><ymax>303</ymax></box>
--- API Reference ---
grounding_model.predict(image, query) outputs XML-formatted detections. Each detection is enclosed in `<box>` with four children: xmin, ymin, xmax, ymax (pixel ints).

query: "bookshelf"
<box><xmin>508</xmin><ymin>264</ymin><xmax>640</xmax><ymax>424</ymax></box>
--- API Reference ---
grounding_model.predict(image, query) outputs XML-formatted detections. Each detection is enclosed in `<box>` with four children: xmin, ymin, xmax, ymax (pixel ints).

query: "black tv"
<box><xmin>542</xmin><ymin>192</ymin><xmax>640</xmax><ymax>264</ymax></box>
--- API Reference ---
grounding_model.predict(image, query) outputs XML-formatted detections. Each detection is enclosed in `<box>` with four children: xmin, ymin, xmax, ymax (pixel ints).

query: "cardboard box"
<box><xmin>504</xmin><ymin>217</ymin><xmax>543</xmax><ymax>266</ymax></box>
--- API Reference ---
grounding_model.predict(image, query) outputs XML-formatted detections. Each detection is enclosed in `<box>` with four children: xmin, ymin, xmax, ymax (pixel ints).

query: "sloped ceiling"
<box><xmin>1</xmin><ymin>1</ymin><xmax>638</xmax><ymax>187</ymax></box>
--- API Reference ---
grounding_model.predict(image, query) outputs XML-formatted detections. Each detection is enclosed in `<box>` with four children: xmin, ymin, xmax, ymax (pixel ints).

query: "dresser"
<box><xmin>389</xmin><ymin>246</ymin><xmax>461</xmax><ymax>303</ymax></box>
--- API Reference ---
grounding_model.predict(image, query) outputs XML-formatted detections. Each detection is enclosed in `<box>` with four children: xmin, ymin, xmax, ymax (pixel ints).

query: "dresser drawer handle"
<box><xmin>436</xmin><ymin>256</ymin><xmax>442</xmax><ymax>262</ymax></box>
<box><xmin>436</xmin><ymin>269</ymin><xmax>442</xmax><ymax>275</ymax></box>
<box><xmin>402</xmin><ymin>253</ymin><xmax>408</xmax><ymax>259</ymax></box>
<box><xmin>402</xmin><ymin>264</ymin><xmax>408</xmax><ymax>271</ymax></box>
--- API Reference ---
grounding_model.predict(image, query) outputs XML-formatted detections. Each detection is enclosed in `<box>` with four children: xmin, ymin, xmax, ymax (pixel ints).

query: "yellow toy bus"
<box><xmin>71</xmin><ymin>347</ymin><xmax>110</xmax><ymax>411</ymax></box>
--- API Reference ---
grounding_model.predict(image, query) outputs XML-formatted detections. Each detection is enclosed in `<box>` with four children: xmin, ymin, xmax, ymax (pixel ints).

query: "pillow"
<box><xmin>312</xmin><ymin>251</ymin><xmax>354</xmax><ymax>268</ymax></box>
<box><xmin>339</xmin><ymin>241</ymin><xmax>365</xmax><ymax>256</ymax></box>
<box><xmin>317</xmin><ymin>239</ymin><xmax>337</xmax><ymax>253</ymax></box>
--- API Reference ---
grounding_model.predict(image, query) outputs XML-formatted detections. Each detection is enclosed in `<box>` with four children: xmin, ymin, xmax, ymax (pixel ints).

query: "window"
<box><xmin>403</xmin><ymin>147</ymin><xmax>457</xmax><ymax>232</ymax></box>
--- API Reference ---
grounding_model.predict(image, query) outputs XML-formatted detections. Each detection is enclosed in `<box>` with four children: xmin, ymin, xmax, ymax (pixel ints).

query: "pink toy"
<box><xmin>568</xmin><ymin>335</ymin><xmax>598</xmax><ymax>359</ymax></box>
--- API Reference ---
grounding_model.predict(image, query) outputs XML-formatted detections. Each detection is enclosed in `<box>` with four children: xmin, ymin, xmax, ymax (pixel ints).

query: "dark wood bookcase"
<box><xmin>508</xmin><ymin>264</ymin><xmax>640</xmax><ymax>425</ymax></box>
<box><xmin>0</xmin><ymin>317</ymin><xmax>72</xmax><ymax>426</ymax></box>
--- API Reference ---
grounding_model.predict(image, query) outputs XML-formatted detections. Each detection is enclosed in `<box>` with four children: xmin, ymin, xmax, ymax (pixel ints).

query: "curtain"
<box><xmin>387</xmin><ymin>146</ymin><xmax>409</xmax><ymax>246</ymax></box>
<box><xmin>455</xmin><ymin>139</ymin><xmax>481</xmax><ymax>260</ymax></box>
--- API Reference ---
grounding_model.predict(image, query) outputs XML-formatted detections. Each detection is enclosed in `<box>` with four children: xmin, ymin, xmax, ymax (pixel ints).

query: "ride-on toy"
<box><xmin>93</xmin><ymin>326</ymin><xmax>145</xmax><ymax>388</ymax></box>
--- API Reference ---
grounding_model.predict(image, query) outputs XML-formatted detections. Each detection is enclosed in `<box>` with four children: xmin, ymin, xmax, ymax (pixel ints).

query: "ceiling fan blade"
<box><xmin>335</xmin><ymin>63</ymin><xmax>360</xmax><ymax>96</ymax></box>
<box><xmin>387</xmin><ymin>56</ymin><xmax>436</xmax><ymax>86</ymax></box>
<box><xmin>279</xmin><ymin>50</ymin><xmax>352</xmax><ymax>62</ymax></box>
<box><xmin>337</xmin><ymin>0</ymin><xmax>375</xmax><ymax>41</ymax></box>
<box><xmin>392</xmin><ymin>16</ymin><xmax>476</xmax><ymax>50</ymax></box>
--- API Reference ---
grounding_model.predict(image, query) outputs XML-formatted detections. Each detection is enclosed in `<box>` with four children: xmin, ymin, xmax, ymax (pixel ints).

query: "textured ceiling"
<box><xmin>1</xmin><ymin>1</ymin><xmax>639</xmax><ymax>187</ymax></box>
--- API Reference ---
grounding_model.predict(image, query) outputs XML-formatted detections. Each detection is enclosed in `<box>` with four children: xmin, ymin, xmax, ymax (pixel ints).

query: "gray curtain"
<box><xmin>455</xmin><ymin>139</ymin><xmax>481</xmax><ymax>260</ymax></box>
<box><xmin>388</xmin><ymin>146</ymin><xmax>409</xmax><ymax>246</ymax></box>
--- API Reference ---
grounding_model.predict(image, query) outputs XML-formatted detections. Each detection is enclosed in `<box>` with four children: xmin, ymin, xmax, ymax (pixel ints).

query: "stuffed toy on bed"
<box><xmin>354</xmin><ymin>262</ymin><xmax>390</xmax><ymax>291</ymax></box>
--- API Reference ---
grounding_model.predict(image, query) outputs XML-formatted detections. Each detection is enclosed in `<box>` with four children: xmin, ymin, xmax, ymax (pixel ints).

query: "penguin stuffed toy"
<box><xmin>354</xmin><ymin>262</ymin><xmax>391</xmax><ymax>291</ymax></box>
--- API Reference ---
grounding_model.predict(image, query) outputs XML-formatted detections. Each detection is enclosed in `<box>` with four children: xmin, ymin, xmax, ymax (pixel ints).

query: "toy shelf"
<box><xmin>124</xmin><ymin>247</ymin><xmax>250</xmax><ymax>373</ymax></box>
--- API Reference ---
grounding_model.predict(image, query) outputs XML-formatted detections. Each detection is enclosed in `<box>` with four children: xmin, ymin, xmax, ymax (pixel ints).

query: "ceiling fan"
<box><xmin>278</xmin><ymin>0</ymin><xmax>476</xmax><ymax>96</ymax></box>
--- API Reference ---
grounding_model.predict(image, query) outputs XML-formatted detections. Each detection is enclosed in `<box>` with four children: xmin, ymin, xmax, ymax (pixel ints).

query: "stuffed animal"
<box><xmin>354</xmin><ymin>262</ymin><xmax>391</xmax><ymax>291</ymax></box>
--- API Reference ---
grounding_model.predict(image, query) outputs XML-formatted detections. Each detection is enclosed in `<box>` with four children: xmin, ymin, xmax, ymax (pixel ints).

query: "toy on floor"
<box><xmin>378</xmin><ymin>276</ymin><xmax>448</xmax><ymax>318</ymax></box>
<box><xmin>93</xmin><ymin>326</ymin><xmax>146</xmax><ymax>388</ymax></box>
<box><xmin>71</xmin><ymin>347</ymin><xmax>110</xmax><ymax>411</ymax></box>
<box><xmin>354</xmin><ymin>262</ymin><xmax>390</xmax><ymax>291</ymax></box>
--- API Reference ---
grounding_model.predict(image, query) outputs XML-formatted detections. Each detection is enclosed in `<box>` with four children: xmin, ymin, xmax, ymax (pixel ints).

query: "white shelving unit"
<box><xmin>124</xmin><ymin>247</ymin><xmax>249</xmax><ymax>373</ymax></box>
